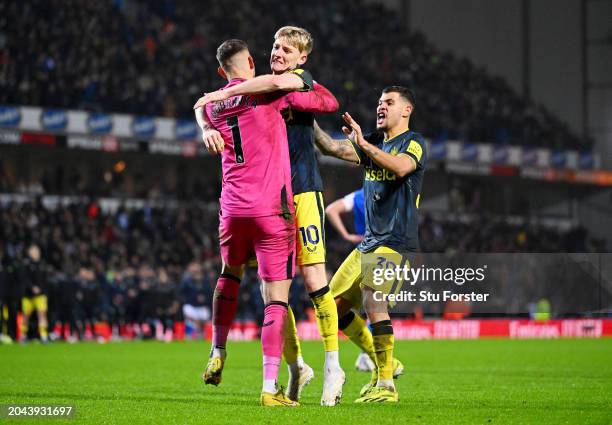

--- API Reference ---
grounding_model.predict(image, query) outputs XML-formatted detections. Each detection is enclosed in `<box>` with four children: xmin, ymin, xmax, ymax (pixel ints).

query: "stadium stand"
<box><xmin>0</xmin><ymin>0</ymin><xmax>606</xmax><ymax>343</ymax></box>
<box><xmin>0</xmin><ymin>0</ymin><xmax>591</xmax><ymax>149</ymax></box>
<box><xmin>0</xmin><ymin>195</ymin><xmax>606</xmax><ymax>342</ymax></box>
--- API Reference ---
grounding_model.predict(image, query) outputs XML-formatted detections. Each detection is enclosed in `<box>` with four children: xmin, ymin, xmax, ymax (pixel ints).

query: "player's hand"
<box><xmin>341</xmin><ymin>114</ymin><xmax>356</xmax><ymax>142</ymax></box>
<box><xmin>342</xmin><ymin>112</ymin><xmax>367</xmax><ymax>147</ymax></box>
<box><xmin>341</xmin><ymin>125</ymin><xmax>356</xmax><ymax>143</ymax></box>
<box><xmin>344</xmin><ymin>234</ymin><xmax>364</xmax><ymax>244</ymax></box>
<box><xmin>193</xmin><ymin>91</ymin><xmax>229</xmax><ymax>109</ymax></box>
<box><xmin>202</xmin><ymin>128</ymin><xmax>224</xmax><ymax>154</ymax></box>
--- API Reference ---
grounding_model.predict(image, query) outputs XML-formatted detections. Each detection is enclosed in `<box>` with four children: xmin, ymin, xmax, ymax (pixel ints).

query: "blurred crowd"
<box><xmin>0</xmin><ymin>198</ymin><xmax>605</xmax><ymax>343</ymax></box>
<box><xmin>0</xmin><ymin>0</ymin><xmax>590</xmax><ymax>149</ymax></box>
<box><xmin>0</xmin><ymin>199</ymin><xmax>314</xmax><ymax>343</ymax></box>
<box><xmin>418</xmin><ymin>214</ymin><xmax>607</xmax><ymax>253</ymax></box>
<box><xmin>0</xmin><ymin>158</ymin><xmax>220</xmax><ymax>202</ymax></box>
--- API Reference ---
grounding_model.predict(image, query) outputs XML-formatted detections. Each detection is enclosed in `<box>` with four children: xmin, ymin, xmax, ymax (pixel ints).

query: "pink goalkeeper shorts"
<box><xmin>219</xmin><ymin>213</ymin><xmax>295</xmax><ymax>282</ymax></box>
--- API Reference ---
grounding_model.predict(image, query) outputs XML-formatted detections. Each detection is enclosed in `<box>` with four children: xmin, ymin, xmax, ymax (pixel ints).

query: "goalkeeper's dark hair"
<box><xmin>216</xmin><ymin>39</ymin><xmax>249</xmax><ymax>69</ymax></box>
<box><xmin>382</xmin><ymin>86</ymin><xmax>416</xmax><ymax>107</ymax></box>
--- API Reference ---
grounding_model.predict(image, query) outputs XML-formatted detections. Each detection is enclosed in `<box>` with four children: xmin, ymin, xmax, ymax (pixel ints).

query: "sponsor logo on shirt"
<box><xmin>365</xmin><ymin>166</ymin><xmax>396</xmax><ymax>182</ymax></box>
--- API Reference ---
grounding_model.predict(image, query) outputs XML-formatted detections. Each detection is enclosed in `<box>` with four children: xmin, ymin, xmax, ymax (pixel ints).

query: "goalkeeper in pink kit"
<box><xmin>195</xmin><ymin>39</ymin><xmax>338</xmax><ymax>406</ymax></box>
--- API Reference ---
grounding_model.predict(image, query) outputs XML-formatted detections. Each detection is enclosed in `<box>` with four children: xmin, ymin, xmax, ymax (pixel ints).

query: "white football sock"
<box><xmin>262</xmin><ymin>379</ymin><xmax>277</xmax><ymax>394</ymax></box>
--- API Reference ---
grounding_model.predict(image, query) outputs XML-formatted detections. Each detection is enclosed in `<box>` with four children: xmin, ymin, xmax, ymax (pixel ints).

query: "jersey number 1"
<box><xmin>226</xmin><ymin>116</ymin><xmax>244</xmax><ymax>164</ymax></box>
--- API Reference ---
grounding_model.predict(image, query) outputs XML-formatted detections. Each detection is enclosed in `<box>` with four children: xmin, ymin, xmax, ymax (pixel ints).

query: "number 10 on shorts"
<box><xmin>299</xmin><ymin>225</ymin><xmax>320</xmax><ymax>252</ymax></box>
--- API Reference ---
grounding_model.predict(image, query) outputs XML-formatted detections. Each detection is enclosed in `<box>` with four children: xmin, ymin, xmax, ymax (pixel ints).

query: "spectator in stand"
<box><xmin>1</xmin><ymin>249</ymin><xmax>25</xmax><ymax>342</ymax></box>
<box><xmin>0</xmin><ymin>195</ymin><xmax>606</xmax><ymax>345</ymax></box>
<box><xmin>0</xmin><ymin>0</ymin><xmax>590</xmax><ymax>150</ymax></box>
<box><xmin>122</xmin><ymin>263</ymin><xmax>143</xmax><ymax>339</ymax></box>
<box><xmin>179</xmin><ymin>261</ymin><xmax>213</xmax><ymax>339</ymax></box>
<box><xmin>53</xmin><ymin>263</ymin><xmax>80</xmax><ymax>342</ymax></box>
<box><xmin>75</xmin><ymin>265</ymin><xmax>101</xmax><ymax>341</ymax></box>
<box><xmin>136</xmin><ymin>264</ymin><xmax>159</xmax><ymax>340</ymax></box>
<box><xmin>153</xmin><ymin>267</ymin><xmax>181</xmax><ymax>342</ymax></box>
<box><xmin>101</xmin><ymin>268</ymin><xmax>127</xmax><ymax>341</ymax></box>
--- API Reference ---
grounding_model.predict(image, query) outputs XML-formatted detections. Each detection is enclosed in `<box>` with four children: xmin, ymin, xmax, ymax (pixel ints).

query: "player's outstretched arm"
<box><xmin>285</xmin><ymin>82</ymin><xmax>339</xmax><ymax>114</ymax></box>
<box><xmin>325</xmin><ymin>198</ymin><xmax>363</xmax><ymax>244</ymax></box>
<box><xmin>225</xmin><ymin>73</ymin><xmax>306</xmax><ymax>95</ymax></box>
<box><xmin>194</xmin><ymin>106</ymin><xmax>224</xmax><ymax>154</ymax></box>
<box><xmin>313</xmin><ymin>120</ymin><xmax>360</xmax><ymax>163</ymax></box>
<box><xmin>193</xmin><ymin>73</ymin><xmax>305</xmax><ymax>109</ymax></box>
<box><xmin>342</xmin><ymin>112</ymin><xmax>416</xmax><ymax>178</ymax></box>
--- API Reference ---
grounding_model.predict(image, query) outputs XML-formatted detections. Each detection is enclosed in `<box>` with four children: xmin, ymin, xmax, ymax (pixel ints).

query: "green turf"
<box><xmin>0</xmin><ymin>339</ymin><xmax>611</xmax><ymax>424</ymax></box>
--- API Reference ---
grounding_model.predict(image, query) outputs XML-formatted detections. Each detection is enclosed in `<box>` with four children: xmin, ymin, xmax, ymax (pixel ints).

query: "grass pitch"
<box><xmin>1</xmin><ymin>338</ymin><xmax>611</xmax><ymax>424</ymax></box>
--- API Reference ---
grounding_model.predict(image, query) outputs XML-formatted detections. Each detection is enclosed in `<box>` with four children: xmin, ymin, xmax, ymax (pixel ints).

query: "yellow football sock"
<box><xmin>283</xmin><ymin>306</ymin><xmax>301</xmax><ymax>364</ymax></box>
<box><xmin>339</xmin><ymin>311</ymin><xmax>375</xmax><ymax>362</ymax></box>
<box><xmin>371</xmin><ymin>320</ymin><xmax>394</xmax><ymax>382</ymax></box>
<box><xmin>39</xmin><ymin>324</ymin><xmax>48</xmax><ymax>339</ymax></box>
<box><xmin>309</xmin><ymin>286</ymin><xmax>339</xmax><ymax>352</ymax></box>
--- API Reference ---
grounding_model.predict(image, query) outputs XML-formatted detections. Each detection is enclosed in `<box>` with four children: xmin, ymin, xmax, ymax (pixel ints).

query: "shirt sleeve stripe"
<box><xmin>398</xmin><ymin>152</ymin><xmax>419</xmax><ymax>164</ymax></box>
<box><xmin>348</xmin><ymin>140</ymin><xmax>362</xmax><ymax>165</ymax></box>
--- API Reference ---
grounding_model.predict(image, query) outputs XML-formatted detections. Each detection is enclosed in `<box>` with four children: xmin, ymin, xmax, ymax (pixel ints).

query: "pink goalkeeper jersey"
<box><xmin>205</xmin><ymin>78</ymin><xmax>294</xmax><ymax>218</ymax></box>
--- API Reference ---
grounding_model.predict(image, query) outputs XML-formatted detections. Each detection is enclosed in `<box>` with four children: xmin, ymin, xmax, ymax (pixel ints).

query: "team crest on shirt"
<box><xmin>390</xmin><ymin>147</ymin><xmax>399</xmax><ymax>156</ymax></box>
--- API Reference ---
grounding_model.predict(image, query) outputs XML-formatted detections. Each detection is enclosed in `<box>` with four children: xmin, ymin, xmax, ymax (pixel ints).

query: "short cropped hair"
<box><xmin>216</xmin><ymin>39</ymin><xmax>249</xmax><ymax>69</ymax></box>
<box><xmin>274</xmin><ymin>26</ymin><xmax>313</xmax><ymax>54</ymax></box>
<box><xmin>382</xmin><ymin>86</ymin><xmax>416</xmax><ymax>107</ymax></box>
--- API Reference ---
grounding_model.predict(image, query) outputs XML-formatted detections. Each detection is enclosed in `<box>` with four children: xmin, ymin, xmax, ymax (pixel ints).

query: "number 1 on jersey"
<box><xmin>226</xmin><ymin>115</ymin><xmax>245</xmax><ymax>164</ymax></box>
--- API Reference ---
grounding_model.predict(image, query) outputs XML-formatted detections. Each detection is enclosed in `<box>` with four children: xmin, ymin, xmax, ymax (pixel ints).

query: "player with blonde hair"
<box><xmin>195</xmin><ymin>27</ymin><xmax>344</xmax><ymax>406</ymax></box>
